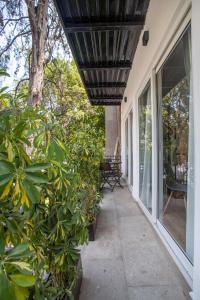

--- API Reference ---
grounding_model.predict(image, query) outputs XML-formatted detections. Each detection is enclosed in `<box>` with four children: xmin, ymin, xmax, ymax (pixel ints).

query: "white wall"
<box><xmin>105</xmin><ymin>106</ymin><xmax>120</xmax><ymax>156</ymax></box>
<box><xmin>120</xmin><ymin>0</ymin><xmax>200</xmax><ymax>295</ymax></box>
<box><xmin>121</xmin><ymin>0</ymin><xmax>191</xmax><ymax>197</ymax></box>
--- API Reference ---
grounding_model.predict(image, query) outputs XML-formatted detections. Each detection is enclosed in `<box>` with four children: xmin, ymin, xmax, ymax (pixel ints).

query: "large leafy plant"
<box><xmin>0</xmin><ymin>66</ymin><xmax>105</xmax><ymax>299</ymax></box>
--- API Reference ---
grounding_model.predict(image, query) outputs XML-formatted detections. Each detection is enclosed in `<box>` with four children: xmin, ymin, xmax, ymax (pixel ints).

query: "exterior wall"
<box><xmin>105</xmin><ymin>106</ymin><xmax>121</xmax><ymax>156</ymax></box>
<box><xmin>119</xmin><ymin>0</ymin><xmax>200</xmax><ymax>298</ymax></box>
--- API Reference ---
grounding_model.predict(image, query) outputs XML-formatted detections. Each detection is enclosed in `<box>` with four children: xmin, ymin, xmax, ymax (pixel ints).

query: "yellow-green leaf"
<box><xmin>7</xmin><ymin>141</ymin><xmax>14</xmax><ymax>162</ymax></box>
<box><xmin>0</xmin><ymin>180</ymin><xmax>13</xmax><ymax>199</ymax></box>
<box><xmin>14</xmin><ymin>284</ymin><xmax>29</xmax><ymax>300</ymax></box>
<box><xmin>10</xmin><ymin>274</ymin><xmax>36</xmax><ymax>287</ymax></box>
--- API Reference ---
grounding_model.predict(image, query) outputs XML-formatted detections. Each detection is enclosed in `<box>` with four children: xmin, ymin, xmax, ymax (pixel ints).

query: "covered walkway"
<box><xmin>80</xmin><ymin>186</ymin><xmax>190</xmax><ymax>300</ymax></box>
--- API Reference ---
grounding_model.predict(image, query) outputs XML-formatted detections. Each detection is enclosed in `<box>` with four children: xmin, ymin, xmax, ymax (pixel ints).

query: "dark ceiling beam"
<box><xmin>86</xmin><ymin>82</ymin><xmax>127</xmax><ymax>89</ymax></box>
<box><xmin>91</xmin><ymin>101</ymin><xmax>121</xmax><ymax>106</ymax></box>
<box><xmin>64</xmin><ymin>18</ymin><xmax>145</xmax><ymax>32</ymax></box>
<box><xmin>90</xmin><ymin>95</ymin><xmax>123</xmax><ymax>101</ymax></box>
<box><xmin>79</xmin><ymin>62</ymin><xmax>131</xmax><ymax>71</ymax></box>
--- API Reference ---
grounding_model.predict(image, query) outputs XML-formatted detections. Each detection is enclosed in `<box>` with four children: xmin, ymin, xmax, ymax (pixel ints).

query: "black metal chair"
<box><xmin>163</xmin><ymin>164</ymin><xmax>187</xmax><ymax>214</ymax></box>
<box><xmin>100</xmin><ymin>157</ymin><xmax>123</xmax><ymax>191</ymax></box>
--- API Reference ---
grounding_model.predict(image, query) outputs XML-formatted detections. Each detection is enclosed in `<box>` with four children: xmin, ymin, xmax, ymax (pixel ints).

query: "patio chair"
<box><xmin>163</xmin><ymin>163</ymin><xmax>187</xmax><ymax>214</ymax></box>
<box><xmin>100</xmin><ymin>158</ymin><xmax>123</xmax><ymax>191</ymax></box>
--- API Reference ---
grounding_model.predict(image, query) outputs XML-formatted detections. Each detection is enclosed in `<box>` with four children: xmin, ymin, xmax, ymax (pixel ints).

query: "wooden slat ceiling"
<box><xmin>54</xmin><ymin>0</ymin><xmax>150</xmax><ymax>105</ymax></box>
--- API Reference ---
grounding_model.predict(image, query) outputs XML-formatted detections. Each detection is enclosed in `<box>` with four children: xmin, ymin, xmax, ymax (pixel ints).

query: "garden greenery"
<box><xmin>0</xmin><ymin>64</ymin><xmax>105</xmax><ymax>299</ymax></box>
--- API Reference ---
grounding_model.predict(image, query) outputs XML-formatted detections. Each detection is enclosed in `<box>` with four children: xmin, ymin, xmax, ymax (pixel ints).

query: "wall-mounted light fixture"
<box><xmin>124</xmin><ymin>96</ymin><xmax>127</xmax><ymax>103</ymax></box>
<box><xmin>142</xmin><ymin>30</ymin><xmax>149</xmax><ymax>46</ymax></box>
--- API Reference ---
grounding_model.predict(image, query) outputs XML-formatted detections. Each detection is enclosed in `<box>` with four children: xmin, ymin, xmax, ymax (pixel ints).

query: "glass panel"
<box><xmin>125</xmin><ymin>119</ymin><xmax>128</xmax><ymax>177</ymax></box>
<box><xmin>130</xmin><ymin>111</ymin><xmax>133</xmax><ymax>186</ymax></box>
<box><xmin>139</xmin><ymin>83</ymin><xmax>152</xmax><ymax>213</ymax></box>
<box><xmin>157</xmin><ymin>25</ymin><xmax>194</xmax><ymax>262</ymax></box>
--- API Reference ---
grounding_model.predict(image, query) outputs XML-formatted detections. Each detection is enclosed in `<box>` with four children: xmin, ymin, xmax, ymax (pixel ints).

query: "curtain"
<box><xmin>140</xmin><ymin>86</ymin><xmax>152</xmax><ymax>211</ymax></box>
<box><xmin>183</xmin><ymin>26</ymin><xmax>194</xmax><ymax>262</ymax></box>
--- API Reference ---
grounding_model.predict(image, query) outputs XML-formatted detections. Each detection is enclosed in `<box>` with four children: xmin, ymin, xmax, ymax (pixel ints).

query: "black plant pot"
<box><xmin>87</xmin><ymin>217</ymin><xmax>97</xmax><ymax>241</ymax></box>
<box><xmin>65</xmin><ymin>256</ymin><xmax>83</xmax><ymax>300</ymax></box>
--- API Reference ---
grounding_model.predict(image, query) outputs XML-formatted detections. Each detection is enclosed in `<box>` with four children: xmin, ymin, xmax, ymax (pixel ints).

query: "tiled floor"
<box><xmin>79</xmin><ymin>186</ymin><xmax>191</xmax><ymax>300</ymax></box>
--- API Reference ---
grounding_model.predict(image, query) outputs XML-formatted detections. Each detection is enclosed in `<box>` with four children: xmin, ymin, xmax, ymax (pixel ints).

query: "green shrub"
<box><xmin>0</xmin><ymin>70</ymin><xmax>104</xmax><ymax>299</ymax></box>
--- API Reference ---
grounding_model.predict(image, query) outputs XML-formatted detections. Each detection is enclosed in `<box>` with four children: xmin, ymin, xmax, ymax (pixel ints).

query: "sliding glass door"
<box><xmin>157</xmin><ymin>24</ymin><xmax>194</xmax><ymax>262</ymax></box>
<box><xmin>125</xmin><ymin>112</ymin><xmax>133</xmax><ymax>186</ymax></box>
<box><xmin>129</xmin><ymin>111</ymin><xmax>133</xmax><ymax>186</ymax></box>
<box><xmin>125</xmin><ymin>119</ymin><xmax>128</xmax><ymax>177</ymax></box>
<box><xmin>139</xmin><ymin>83</ymin><xmax>152</xmax><ymax>212</ymax></box>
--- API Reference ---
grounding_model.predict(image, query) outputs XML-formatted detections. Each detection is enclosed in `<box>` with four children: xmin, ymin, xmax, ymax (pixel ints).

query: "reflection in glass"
<box><xmin>157</xmin><ymin>25</ymin><xmax>194</xmax><ymax>262</ymax></box>
<box><xmin>130</xmin><ymin>111</ymin><xmax>133</xmax><ymax>186</ymax></box>
<box><xmin>125</xmin><ymin>119</ymin><xmax>128</xmax><ymax>177</ymax></box>
<box><xmin>139</xmin><ymin>83</ymin><xmax>152</xmax><ymax>212</ymax></box>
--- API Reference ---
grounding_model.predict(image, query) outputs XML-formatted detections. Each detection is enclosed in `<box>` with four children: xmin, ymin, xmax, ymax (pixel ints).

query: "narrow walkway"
<box><xmin>80</xmin><ymin>187</ymin><xmax>190</xmax><ymax>300</ymax></box>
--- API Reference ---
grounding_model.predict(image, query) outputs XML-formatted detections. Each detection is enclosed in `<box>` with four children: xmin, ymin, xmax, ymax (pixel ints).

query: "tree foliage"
<box><xmin>0</xmin><ymin>0</ymin><xmax>70</xmax><ymax>104</ymax></box>
<box><xmin>0</xmin><ymin>57</ymin><xmax>105</xmax><ymax>299</ymax></box>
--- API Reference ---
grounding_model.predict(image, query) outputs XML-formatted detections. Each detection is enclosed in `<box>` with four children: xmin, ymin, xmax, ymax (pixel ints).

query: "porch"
<box><xmin>80</xmin><ymin>186</ymin><xmax>190</xmax><ymax>300</ymax></box>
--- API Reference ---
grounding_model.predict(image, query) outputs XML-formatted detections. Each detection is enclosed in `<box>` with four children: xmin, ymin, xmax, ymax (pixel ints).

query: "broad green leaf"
<box><xmin>13</xmin><ymin>121</ymin><xmax>27</xmax><ymax>136</ymax></box>
<box><xmin>25</xmin><ymin>173</ymin><xmax>48</xmax><ymax>184</ymax></box>
<box><xmin>14</xmin><ymin>285</ymin><xmax>29</xmax><ymax>300</ymax></box>
<box><xmin>7</xmin><ymin>141</ymin><xmax>14</xmax><ymax>162</ymax></box>
<box><xmin>0</xmin><ymin>227</ymin><xmax>5</xmax><ymax>255</ymax></box>
<box><xmin>47</xmin><ymin>140</ymin><xmax>65</xmax><ymax>162</ymax></box>
<box><xmin>9</xmin><ymin>262</ymin><xmax>32</xmax><ymax>273</ymax></box>
<box><xmin>56</xmin><ymin>139</ymin><xmax>67</xmax><ymax>152</ymax></box>
<box><xmin>0</xmin><ymin>173</ymin><xmax>13</xmax><ymax>186</ymax></box>
<box><xmin>0</xmin><ymin>273</ymin><xmax>16</xmax><ymax>300</ymax></box>
<box><xmin>8</xmin><ymin>243</ymin><xmax>30</xmax><ymax>258</ymax></box>
<box><xmin>22</xmin><ymin>179</ymin><xmax>40</xmax><ymax>203</ymax></box>
<box><xmin>24</xmin><ymin>163</ymin><xmax>50</xmax><ymax>173</ymax></box>
<box><xmin>33</xmin><ymin>132</ymin><xmax>44</xmax><ymax>147</ymax></box>
<box><xmin>0</xmin><ymin>160</ymin><xmax>15</xmax><ymax>175</ymax></box>
<box><xmin>5</xmin><ymin>219</ymin><xmax>18</xmax><ymax>234</ymax></box>
<box><xmin>16</xmin><ymin>145</ymin><xmax>31</xmax><ymax>164</ymax></box>
<box><xmin>0</xmin><ymin>179</ymin><xmax>13</xmax><ymax>199</ymax></box>
<box><xmin>10</xmin><ymin>274</ymin><xmax>36</xmax><ymax>287</ymax></box>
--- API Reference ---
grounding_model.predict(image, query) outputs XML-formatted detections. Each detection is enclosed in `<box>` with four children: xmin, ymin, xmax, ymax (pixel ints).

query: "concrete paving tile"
<box><xmin>81</xmin><ymin>225</ymin><xmax>121</xmax><ymax>260</ymax></box>
<box><xmin>80</xmin><ymin>187</ymin><xmax>190</xmax><ymax>299</ymax></box>
<box><xmin>128</xmin><ymin>285</ymin><xmax>190</xmax><ymax>300</ymax></box>
<box><xmin>97</xmin><ymin>206</ymin><xmax>118</xmax><ymax>228</ymax></box>
<box><xmin>79</xmin><ymin>258</ymin><xmax>129</xmax><ymax>300</ymax></box>
<box><xmin>122</xmin><ymin>239</ymin><xmax>184</xmax><ymax>287</ymax></box>
<box><xmin>113</xmin><ymin>188</ymin><xmax>134</xmax><ymax>204</ymax></box>
<box><xmin>118</xmin><ymin>215</ymin><xmax>156</xmax><ymax>243</ymax></box>
<box><xmin>115</xmin><ymin>200</ymin><xmax>142</xmax><ymax>218</ymax></box>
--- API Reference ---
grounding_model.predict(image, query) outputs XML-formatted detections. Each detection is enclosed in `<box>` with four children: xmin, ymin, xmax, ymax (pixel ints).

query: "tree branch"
<box><xmin>0</xmin><ymin>27</ymin><xmax>31</xmax><ymax>58</ymax></box>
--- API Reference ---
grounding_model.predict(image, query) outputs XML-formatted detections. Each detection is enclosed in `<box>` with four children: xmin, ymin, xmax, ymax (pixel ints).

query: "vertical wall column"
<box><xmin>105</xmin><ymin>106</ymin><xmax>121</xmax><ymax>156</ymax></box>
<box><xmin>192</xmin><ymin>0</ymin><xmax>200</xmax><ymax>298</ymax></box>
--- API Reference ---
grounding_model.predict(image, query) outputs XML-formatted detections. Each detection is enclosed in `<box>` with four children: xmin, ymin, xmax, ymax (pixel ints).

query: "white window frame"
<box><xmin>154</xmin><ymin>14</ymin><xmax>193</xmax><ymax>283</ymax></box>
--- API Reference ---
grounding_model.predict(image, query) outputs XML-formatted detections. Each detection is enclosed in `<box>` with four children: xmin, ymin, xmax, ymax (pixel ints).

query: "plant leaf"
<box><xmin>24</xmin><ymin>163</ymin><xmax>50</xmax><ymax>173</ymax></box>
<box><xmin>0</xmin><ymin>227</ymin><xmax>5</xmax><ymax>255</ymax></box>
<box><xmin>48</xmin><ymin>140</ymin><xmax>65</xmax><ymax>162</ymax></box>
<box><xmin>10</xmin><ymin>274</ymin><xmax>36</xmax><ymax>287</ymax></box>
<box><xmin>22</xmin><ymin>179</ymin><xmax>40</xmax><ymax>204</ymax></box>
<box><xmin>0</xmin><ymin>174</ymin><xmax>13</xmax><ymax>186</ymax></box>
<box><xmin>0</xmin><ymin>69</ymin><xmax>10</xmax><ymax>77</ymax></box>
<box><xmin>0</xmin><ymin>160</ymin><xmax>15</xmax><ymax>175</ymax></box>
<box><xmin>0</xmin><ymin>179</ymin><xmax>13</xmax><ymax>199</ymax></box>
<box><xmin>8</xmin><ymin>243</ymin><xmax>30</xmax><ymax>258</ymax></box>
<box><xmin>14</xmin><ymin>285</ymin><xmax>29</xmax><ymax>300</ymax></box>
<box><xmin>0</xmin><ymin>273</ymin><xmax>16</xmax><ymax>300</ymax></box>
<box><xmin>7</xmin><ymin>141</ymin><xmax>14</xmax><ymax>162</ymax></box>
<box><xmin>25</xmin><ymin>172</ymin><xmax>48</xmax><ymax>184</ymax></box>
<box><xmin>9</xmin><ymin>262</ymin><xmax>32</xmax><ymax>273</ymax></box>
